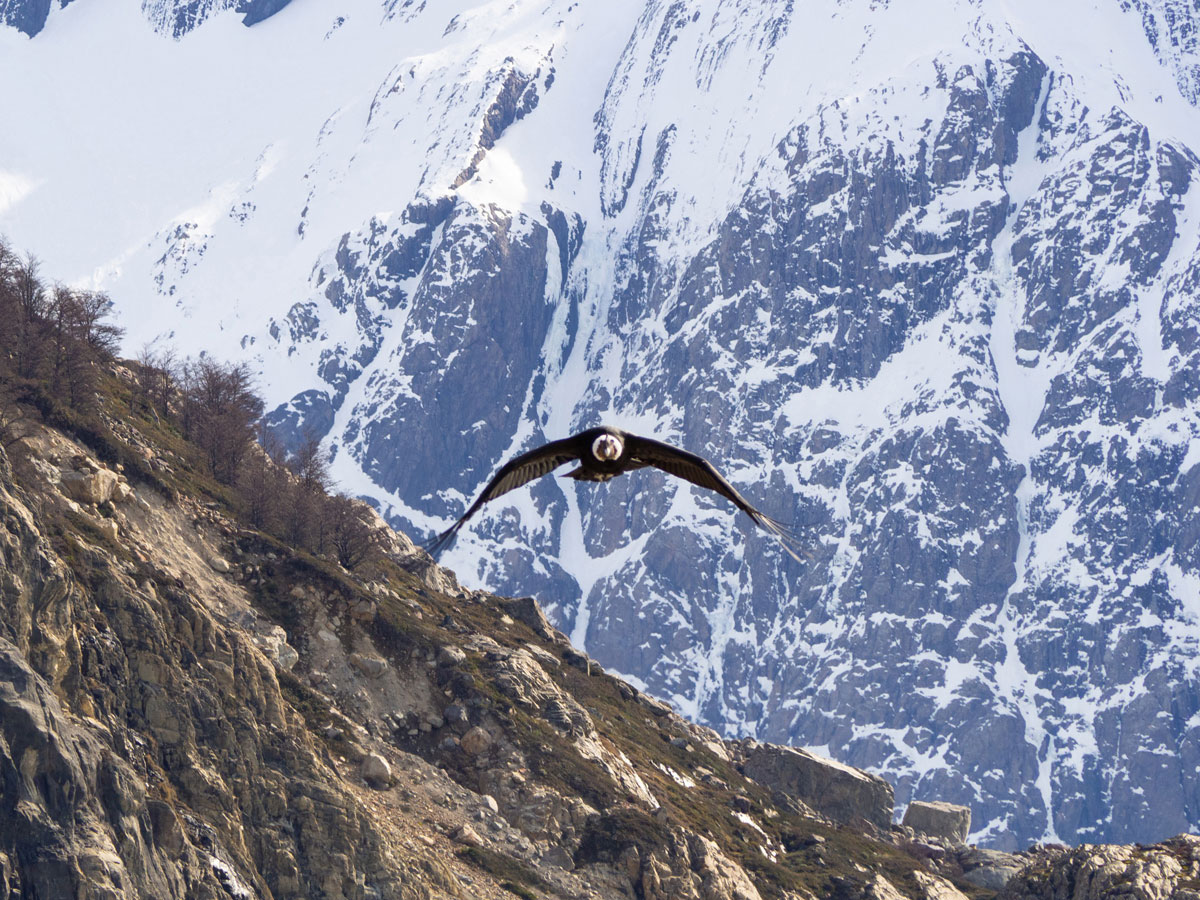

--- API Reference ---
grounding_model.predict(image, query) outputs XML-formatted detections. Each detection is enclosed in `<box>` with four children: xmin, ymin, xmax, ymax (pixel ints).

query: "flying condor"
<box><xmin>424</xmin><ymin>426</ymin><xmax>806</xmax><ymax>562</ymax></box>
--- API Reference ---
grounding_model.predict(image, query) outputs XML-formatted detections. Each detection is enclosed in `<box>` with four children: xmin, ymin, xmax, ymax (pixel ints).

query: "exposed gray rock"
<box><xmin>1001</xmin><ymin>836</ymin><xmax>1200</xmax><ymax>900</ymax></box>
<box><xmin>350</xmin><ymin>652</ymin><xmax>388</xmax><ymax>678</ymax></box>
<box><xmin>903</xmin><ymin>801</ymin><xmax>971</xmax><ymax>845</ymax></box>
<box><xmin>742</xmin><ymin>743</ymin><xmax>894</xmax><ymax>829</ymax></box>
<box><xmin>959</xmin><ymin>847</ymin><xmax>1028</xmax><ymax>891</ymax></box>
<box><xmin>499</xmin><ymin>595</ymin><xmax>565</xmax><ymax>643</ymax></box>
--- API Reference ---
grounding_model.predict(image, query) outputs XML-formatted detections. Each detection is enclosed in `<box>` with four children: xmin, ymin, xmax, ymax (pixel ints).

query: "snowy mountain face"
<box><xmin>4</xmin><ymin>0</ymin><xmax>1200</xmax><ymax>849</ymax></box>
<box><xmin>0</xmin><ymin>0</ymin><xmax>288</xmax><ymax>36</ymax></box>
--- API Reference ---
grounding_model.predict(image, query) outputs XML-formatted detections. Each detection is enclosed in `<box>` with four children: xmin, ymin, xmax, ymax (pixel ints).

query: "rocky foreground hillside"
<box><xmin>0</xmin><ymin>371</ymin><xmax>1196</xmax><ymax>899</ymax></box>
<box><xmin>5</xmin><ymin>0</ymin><xmax>1200</xmax><ymax>846</ymax></box>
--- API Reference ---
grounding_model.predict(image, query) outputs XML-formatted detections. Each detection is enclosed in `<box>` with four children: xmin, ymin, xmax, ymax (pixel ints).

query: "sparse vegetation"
<box><xmin>0</xmin><ymin>236</ymin><xmax>384</xmax><ymax>574</ymax></box>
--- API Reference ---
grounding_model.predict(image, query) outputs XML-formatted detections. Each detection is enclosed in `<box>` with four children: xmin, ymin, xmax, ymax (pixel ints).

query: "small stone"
<box><xmin>350</xmin><ymin>599</ymin><xmax>377</xmax><ymax>622</ymax></box>
<box><xmin>437</xmin><ymin>646</ymin><xmax>467</xmax><ymax>667</ymax></box>
<box><xmin>95</xmin><ymin>519</ymin><xmax>119</xmax><ymax>542</ymax></box>
<box><xmin>209</xmin><ymin>557</ymin><xmax>231</xmax><ymax>574</ymax></box>
<box><xmin>361</xmin><ymin>753</ymin><xmax>392</xmax><ymax>788</ymax></box>
<box><xmin>451</xmin><ymin>824</ymin><xmax>483</xmax><ymax>847</ymax></box>
<box><xmin>444</xmin><ymin>704</ymin><xmax>468</xmax><ymax>725</ymax></box>
<box><xmin>460</xmin><ymin>726</ymin><xmax>492</xmax><ymax>755</ymax></box>
<box><xmin>350</xmin><ymin>653</ymin><xmax>388</xmax><ymax>678</ymax></box>
<box><xmin>481</xmin><ymin>794</ymin><xmax>499</xmax><ymax>813</ymax></box>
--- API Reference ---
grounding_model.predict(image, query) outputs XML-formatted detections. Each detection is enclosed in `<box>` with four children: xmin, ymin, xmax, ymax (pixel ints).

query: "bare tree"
<box><xmin>321</xmin><ymin>493</ymin><xmax>384</xmax><ymax>570</ymax></box>
<box><xmin>133</xmin><ymin>343</ymin><xmax>177</xmax><ymax>419</ymax></box>
<box><xmin>12</xmin><ymin>253</ymin><xmax>45</xmax><ymax>380</ymax></box>
<box><xmin>237</xmin><ymin>426</ymin><xmax>290</xmax><ymax>531</ymax></box>
<box><xmin>179</xmin><ymin>357</ymin><xmax>264</xmax><ymax>483</ymax></box>
<box><xmin>43</xmin><ymin>286</ymin><xmax>123</xmax><ymax>410</ymax></box>
<box><xmin>0</xmin><ymin>239</ymin><xmax>20</xmax><ymax>373</ymax></box>
<box><xmin>282</xmin><ymin>434</ymin><xmax>332</xmax><ymax>550</ymax></box>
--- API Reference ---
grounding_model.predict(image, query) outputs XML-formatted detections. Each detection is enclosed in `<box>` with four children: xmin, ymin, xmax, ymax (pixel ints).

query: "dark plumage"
<box><xmin>424</xmin><ymin>426</ymin><xmax>805</xmax><ymax>562</ymax></box>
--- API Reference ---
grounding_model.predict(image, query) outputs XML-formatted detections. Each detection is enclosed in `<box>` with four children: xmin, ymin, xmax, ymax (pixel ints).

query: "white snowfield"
<box><xmin>3</xmin><ymin>0</ymin><xmax>1200</xmax><ymax>848</ymax></box>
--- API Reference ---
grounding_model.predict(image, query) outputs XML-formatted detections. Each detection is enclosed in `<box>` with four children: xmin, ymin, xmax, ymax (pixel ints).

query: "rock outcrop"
<box><xmin>1002</xmin><ymin>836</ymin><xmax>1200</xmax><ymax>900</ymax></box>
<box><xmin>742</xmin><ymin>741</ymin><xmax>895</xmax><ymax>829</ymax></box>
<box><xmin>904</xmin><ymin>801</ymin><xmax>972</xmax><ymax>846</ymax></box>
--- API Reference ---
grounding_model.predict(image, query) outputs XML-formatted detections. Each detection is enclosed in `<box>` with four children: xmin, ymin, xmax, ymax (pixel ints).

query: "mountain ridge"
<box><xmin>2</xmin><ymin>0</ymin><xmax>1199</xmax><ymax>848</ymax></box>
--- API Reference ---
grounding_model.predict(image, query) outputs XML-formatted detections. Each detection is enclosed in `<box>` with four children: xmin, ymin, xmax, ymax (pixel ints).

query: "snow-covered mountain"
<box><xmin>3</xmin><ymin>0</ymin><xmax>1200</xmax><ymax>849</ymax></box>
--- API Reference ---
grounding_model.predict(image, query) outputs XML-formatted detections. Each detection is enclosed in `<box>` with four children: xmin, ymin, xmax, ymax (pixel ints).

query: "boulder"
<box><xmin>451</xmin><ymin>824</ymin><xmax>483</xmax><ymax>847</ymax></box>
<box><xmin>350</xmin><ymin>653</ymin><xmax>388</xmax><ymax>678</ymax></box>
<box><xmin>460</xmin><ymin>726</ymin><xmax>492</xmax><ymax>755</ymax></box>
<box><xmin>902</xmin><ymin>800</ymin><xmax>971</xmax><ymax>845</ymax></box>
<box><xmin>254</xmin><ymin>626</ymin><xmax>299</xmax><ymax>671</ymax></box>
<box><xmin>60</xmin><ymin>468</ymin><xmax>119</xmax><ymax>505</ymax></box>
<box><xmin>498</xmin><ymin>596</ymin><xmax>564</xmax><ymax>642</ymax></box>
<box><xmin>437</xmin><ymin>645</ymin><xmax>466</xmax><ymax>667</ymax></box>
<box><xmin>361</xmin><ymin>753</ymin><xmax>391</xmax><ymax>788</ymax></box>
<box><xmin>956</xmin><ymin>847</ymin><xmax>1026</xmax><ymax>891</ymax></box>
<box><xmin>742</xmin><ymin>743</ymin><xmax>894</xmax><ymax>829</ymax></box>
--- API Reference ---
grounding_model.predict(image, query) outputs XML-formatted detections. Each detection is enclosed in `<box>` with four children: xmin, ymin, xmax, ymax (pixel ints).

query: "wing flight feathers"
<box><xmin>424</xmin><ymin>429</ymin><xmax>809</xmax><ymax>564</ymax></box>
<box><xmin>423</xmin><ymin>437</ymin><xmax>579</xmax><ymax>557</ymax></box>
<box><xmin>627</xmin><ymin>435</ymin><xmax>809</xmax><ymax>563</ymax></box>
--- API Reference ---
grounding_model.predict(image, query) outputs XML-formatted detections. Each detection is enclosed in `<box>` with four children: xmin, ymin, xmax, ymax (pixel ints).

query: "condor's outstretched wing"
<box><xmin>424</xmin><ymin>437</ymin><xmax>580</xmax><ymax>557</ymax></box>
<box><xmin>625</xmin><ymin>434</ymin><xmax>807</xmax><ymax>563</ymax></box>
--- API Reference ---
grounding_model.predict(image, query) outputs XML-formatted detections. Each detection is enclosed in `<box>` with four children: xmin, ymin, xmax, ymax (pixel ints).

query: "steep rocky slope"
<box><xmin>4</xmin><ymin>0</ymin><xmax>1200</xmax><ymax>849</ymax></box>
<box><xmin>0</xmin><ymin>371</ymin><xmax>1011</xmax><ymax>899</ymax></box>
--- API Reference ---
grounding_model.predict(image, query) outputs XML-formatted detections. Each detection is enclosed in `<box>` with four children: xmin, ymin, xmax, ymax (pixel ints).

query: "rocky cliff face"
<box><xmin>0</xmin><ymin>379</ymin><xmax>1006</xmax><ymax>899</ymax></box>
<box><xmin>4</xmin><ymin>0</ymin><xmax>1200</xmax><ymax>850</ymax></box>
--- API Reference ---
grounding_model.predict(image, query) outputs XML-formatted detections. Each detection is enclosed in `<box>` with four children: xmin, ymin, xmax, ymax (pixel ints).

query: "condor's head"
<box><xmin>591</xmin><ymin>433</ymin><xmax>623</xmax><ymax>461</ymax></box>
